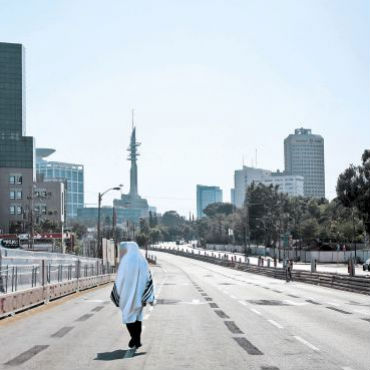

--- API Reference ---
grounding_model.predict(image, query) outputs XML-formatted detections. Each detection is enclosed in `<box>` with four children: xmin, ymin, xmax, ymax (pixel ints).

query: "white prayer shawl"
<box><xmin>114</xmin><ymin>242</ymin><xmax>154</xmax><ymax>324</ymax></box>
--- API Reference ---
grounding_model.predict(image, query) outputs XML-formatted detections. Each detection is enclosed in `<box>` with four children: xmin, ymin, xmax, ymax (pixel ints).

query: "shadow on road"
<box><xmin>94</xmin><ymin>349</ymin><xmax>146</xmax><ymax>361</ymax></box>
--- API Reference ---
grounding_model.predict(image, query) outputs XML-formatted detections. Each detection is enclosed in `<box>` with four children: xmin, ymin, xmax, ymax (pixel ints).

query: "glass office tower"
<box><xmin>0</xmin><ymin>42</ymin><xmax>34</xmax><ymax>233</ymax></box>
<box><xmin>36</xmin><ymin>148</ymin><xmax>84</xmax><ymax>220</ymax></box>
<box><xmin>196</xmin><ymin>185</ymin><xmax>223</xmax><ymax>219</ymax></box>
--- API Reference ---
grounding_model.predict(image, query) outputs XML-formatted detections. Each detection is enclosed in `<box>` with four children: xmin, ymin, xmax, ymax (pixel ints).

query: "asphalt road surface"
<box><xmin>1</xmin><ymin>251</ymin><xmax>369</xmax><ymax>370</ymax></box>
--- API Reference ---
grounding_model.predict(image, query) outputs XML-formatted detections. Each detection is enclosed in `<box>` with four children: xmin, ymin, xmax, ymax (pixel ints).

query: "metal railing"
<box><xmin>0</xmin><ymin>256</ymin><xmax>114</xmax><ymax>294</ymax></box>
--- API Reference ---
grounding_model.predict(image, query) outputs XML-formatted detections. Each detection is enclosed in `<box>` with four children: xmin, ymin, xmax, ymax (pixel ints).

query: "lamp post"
<box><xmin>97</xmin><ymin>185</ymin><xmax>122</xmax><ymax>258</ymax></box>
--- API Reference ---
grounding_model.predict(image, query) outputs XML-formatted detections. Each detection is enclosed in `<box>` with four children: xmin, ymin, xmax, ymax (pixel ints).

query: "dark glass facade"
<box><xmin>0</xmin><ymin>42</ymin><xmax>33</xmax><ymax>169</ymax></box>
<box><xmin>0</xmin><ymin>42</ymin><xmax>25</xmax><ymax>137</ymax></box>
<box><xmin>0</xmin><ymin>42</ymin><xmax>34</xmax><ymax>233</ymax></box>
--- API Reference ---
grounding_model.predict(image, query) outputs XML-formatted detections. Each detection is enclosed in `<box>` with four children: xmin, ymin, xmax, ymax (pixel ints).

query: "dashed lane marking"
<box><xmin>4</xmin><ymin>345</ymin><xmax>49</xmax><ymax>366</ymax></box>
<box><xmin>326</xmin><ymin>307</ymin><xmax>352</xmax><ymax>315</ymax></box>
<box><xmin>224</xmin><ymin>321</ymin><xmax>244</xmax><ymax>334</ymax></box>
<box><xmin>294</xmin><ymin>336</ymin><xmax>320</xmax><ymax>351</ymax></box>
<box><xmin>230</xmin><ymin>294</ymin><xmax>237</xmax><ymax>299</ymax></box>
<box><xmin>233</xmin><ymin>337</ymin><xmax>263</xmax><ymax>355</ymax></box>
<box><xmin>214</xmin><ymin>310</ymin><xmax>230</xmax><ymax>319</ymax></box>
<box><xmin>51</xmin><ymin>326</ymin><xmax>74</xmax><ymax>338</ymax></box>
<box><xmin>287</xmin><ymin>294</ymin><xmax>300</xmax><ymax>298</ymax></box>
<box><xmin>267</xmin><ymin>320</ymin><xmax>283</xmax><ymax>329</ymax></box>
<box><xmin>91</xmin><ymin>306</ymin><xmax>104</xmax><ymax>312</ymax></box>
<box><xmin>75</xmin><ymin>314</ymin><xmax>93</xmax><ymax>322</ymax></box>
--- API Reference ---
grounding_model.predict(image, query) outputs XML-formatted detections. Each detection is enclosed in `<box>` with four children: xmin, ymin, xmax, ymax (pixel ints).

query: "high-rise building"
<box><xmin>36</xmin><ymin>148</ymin><xmax>84</xmax><ymax>219</ymax></box>
<box><xmin>0</xmin><ymin>42</ymin><xmax>35</xmax><ymax>233</ymax></box>
<box><xmin>262</xmin><ymin>172</ymin><xmax>304</xmax><ymax>197</ymax></box>
<box><xmin>196</xmin><ymin>185</ymin><xmax>223</xmax><ymax>218</ymax></box>
<box><xmin>114</xmin><ymin>122</ymin><xmax>150</xmax><ymax>223</ymax></box>
<box><xmin>284</xmin><ymin>128</ymin><xmax>325</xmax><ymax>198</ymax></box>
<box><xmin>231</xmin><ymin>166</ymin><xmax>271</xmax><ymax>208</ymax></box>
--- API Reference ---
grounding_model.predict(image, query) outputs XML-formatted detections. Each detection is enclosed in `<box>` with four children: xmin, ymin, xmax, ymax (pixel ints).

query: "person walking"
<box><xmin>285</xmin><ymin>259</ymin><xmax>293</xmax><ymax>282</ymax></box>
<box><xmin>111</xmin><ymin>241</ymin><xmax>155</xmax><ymax>349</ymax></box>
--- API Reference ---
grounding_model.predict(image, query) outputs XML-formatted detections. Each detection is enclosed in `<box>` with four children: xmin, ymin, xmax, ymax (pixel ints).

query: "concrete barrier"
<box><xmin>0</xmin><ymin>274</ymin><xmax>115</xmax><ymax>319</ymax></box>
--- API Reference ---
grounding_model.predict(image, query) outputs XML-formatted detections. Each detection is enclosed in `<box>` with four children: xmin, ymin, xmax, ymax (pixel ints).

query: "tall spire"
<box><xmin>127</xmin><ymin>111</ymin><xmax>140</xmax><ymax>197</ymax></box>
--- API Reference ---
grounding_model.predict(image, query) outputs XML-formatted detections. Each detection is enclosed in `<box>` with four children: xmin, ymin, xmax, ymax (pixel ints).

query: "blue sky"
<box><xmin>1</xmin><ymin>0</ymin><xmax>369</xmax><ymax>215</ymax></box>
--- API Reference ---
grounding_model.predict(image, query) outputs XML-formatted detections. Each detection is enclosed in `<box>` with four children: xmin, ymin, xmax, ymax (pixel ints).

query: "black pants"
<box><xmin>126</xmin><ymin>321</ymin><xmax>142</xmax><ymax>347</ymax></box>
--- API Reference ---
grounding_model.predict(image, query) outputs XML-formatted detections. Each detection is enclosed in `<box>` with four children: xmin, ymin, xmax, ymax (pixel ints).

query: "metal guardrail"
<box><xmin>151</xmin><ymin>247</ymin><xmax>370</xmax><ymax>296</ymax></box>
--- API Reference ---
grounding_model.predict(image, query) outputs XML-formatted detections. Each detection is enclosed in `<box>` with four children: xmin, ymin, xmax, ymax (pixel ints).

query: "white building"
<box><xmin>284</xmin><ymin>128</ymin><xmax>325</xmax><ymax>198</ymax></box>
<box><xmin>232</xmin><ymin>166</ymin><xmax>272</xmax><ymax>208</ymax></box>
<box><xmin>231</xmin><ymin>166</ymin><xmax>304</xmax><ymax>208</ymax></box>
<box><xmin>262</xmin><ymin>173</ymin><xmax>304</xmax><ymax>197</ymax></box>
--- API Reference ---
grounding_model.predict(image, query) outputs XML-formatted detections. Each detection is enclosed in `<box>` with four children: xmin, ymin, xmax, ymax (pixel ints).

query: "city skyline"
<box><xmin>0</xmin><ymin>1</ymin><xmax>368</xmax><ymax>216</ymax></box>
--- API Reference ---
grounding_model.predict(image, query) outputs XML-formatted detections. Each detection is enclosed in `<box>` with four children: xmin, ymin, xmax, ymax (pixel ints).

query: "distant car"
<box><xmin>363</xmin><ymin>259</ymin><xmax>370</xmax><ymax>271</ymax></box>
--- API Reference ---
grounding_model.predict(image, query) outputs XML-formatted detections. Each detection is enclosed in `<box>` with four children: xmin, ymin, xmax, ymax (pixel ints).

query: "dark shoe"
<box><xmin>128</xmin><ymin>339</ymin><xmax>136</xmax><ymax>348</ymax></box>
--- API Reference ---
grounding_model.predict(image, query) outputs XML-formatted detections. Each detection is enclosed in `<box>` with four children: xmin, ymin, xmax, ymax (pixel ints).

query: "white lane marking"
<box><xmin>327</xmin><ymin>302</ymin><xmax>340</xmax><ymax>307</ymax></box>
<box><xmin>250</xmin><ymin>308</ymin><xmax>262</xmax><ymax>316</ymax></box>
<box><xmin>238</xmin><ymin>300</ymin><xmax>247</xmax><ymax>306</ymax></box>
<box><xmin>268</xmin><ymin>320</ymin><xmax>283</xmax><ymax>329</ymax></box>
<box><xmin>230</xmin><ymin>294</ymin><xmax>237</xmax><ymax>299</ymax></box>
<box><xmin>144</xmin><ymin>314</ymin><xmax>150</xmax><ymax>320</ymax></box>
<box><xmin>284</xmin><ymin>300</ymin><xmax>306</xmax><ymax>306</ymax></box>
<box><xmin>294</xmin><ymin>336</ymin><xmax>320</xmax><ymax>351</ymax></box>
<box><xmin>342</xmin><ymin>367</ymin><xmax>355</xmax><ymax>370</ymax></box>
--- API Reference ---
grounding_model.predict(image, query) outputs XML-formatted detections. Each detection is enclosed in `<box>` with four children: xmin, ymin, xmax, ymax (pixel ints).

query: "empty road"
<box><xmin>1</xmin><ymin>251</ymin><xmax>369</xmax><ymax>370</ymax></box>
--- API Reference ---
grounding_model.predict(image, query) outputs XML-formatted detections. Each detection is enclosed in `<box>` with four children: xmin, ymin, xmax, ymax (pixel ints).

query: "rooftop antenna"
<box><xmin>131</xmin><ymin>109</ymin><xmax>135</xmax><ymax>129</ymax></box>
<box><xmin>242</xmin><ymin>155</ymin><xmax>245</xmax><ymax>167</ymax></box>
<box><xmin>255</xmin><ymin>148</ymin><xmax>258</xmax><ymax>168</ymax></box>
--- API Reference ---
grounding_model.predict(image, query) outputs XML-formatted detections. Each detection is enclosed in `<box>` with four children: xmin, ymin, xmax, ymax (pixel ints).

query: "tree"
<box><xmin>70</xmin><ymin>222</ymin><xmax>87</xmax><ymax>239</ymax></box>
<box><xmin>337</xmin><ymin>150</ymin><xmax>370</xmax><ymax>233</ymax></box>
<box><xmin>300</xmin><ymin>219</ymin><xmax>319</xmax><ymax>242</ymax></box>
<box><xmin>203</xmin><ymin>202</ymin><xmax>234</xmax><ymax>218</ymax></box>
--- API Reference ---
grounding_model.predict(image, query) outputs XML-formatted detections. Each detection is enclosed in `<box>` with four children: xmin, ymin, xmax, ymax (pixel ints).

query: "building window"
<box><xmin>10</xmin><ymin>206</ymin><xmax>15</xmax><ymax>215</ymax></box>
<box><xmin>16</xmin><ymin>206</ymin><xmax>22</xmax><ymax>215</ymax></box>
<box><xmin>10</xmin><ymin>191</ymin><xmax>15</xmax><ymax>200</ymax></box>
<box><xmin>10</xmin><ymin>174</ymin><xmax>22</xmax><ymax>185</ymax></box>
<box><xmin>16</xmin><ymin>191</ymin><xmax>22</xmax><ymax>200</ymax></box>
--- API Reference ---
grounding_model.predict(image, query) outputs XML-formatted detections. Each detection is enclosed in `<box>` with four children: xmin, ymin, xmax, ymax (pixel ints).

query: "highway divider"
<box><xmin>151</xmin><ymin>247</ymin><xmax>370</xmax><ymax>296</ymax></box>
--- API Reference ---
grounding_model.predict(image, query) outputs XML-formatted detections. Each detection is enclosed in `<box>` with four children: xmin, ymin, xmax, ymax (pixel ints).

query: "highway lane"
<box><xmin>0</xmin><ymin>251</ymin><xmax>369</xmax><ymax>370</ymax></box>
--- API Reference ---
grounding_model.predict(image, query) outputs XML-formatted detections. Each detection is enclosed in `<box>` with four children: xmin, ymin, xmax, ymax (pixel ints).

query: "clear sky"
<box><xmin>1</xmin><ymin>0</ymin><xmax>369</xmax><ymax>216</ymax></box>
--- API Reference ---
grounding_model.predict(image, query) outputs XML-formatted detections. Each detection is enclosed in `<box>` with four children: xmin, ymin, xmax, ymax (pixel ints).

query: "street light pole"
<box><xmin>97</xmin><ymin>192</ymin><xmax>102</xmax><ymax>258</ymax></box>
<box><xmin>97</xmin><ymin>185</ymin><xmax>122</xmax><ymax>259</ymax></box>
